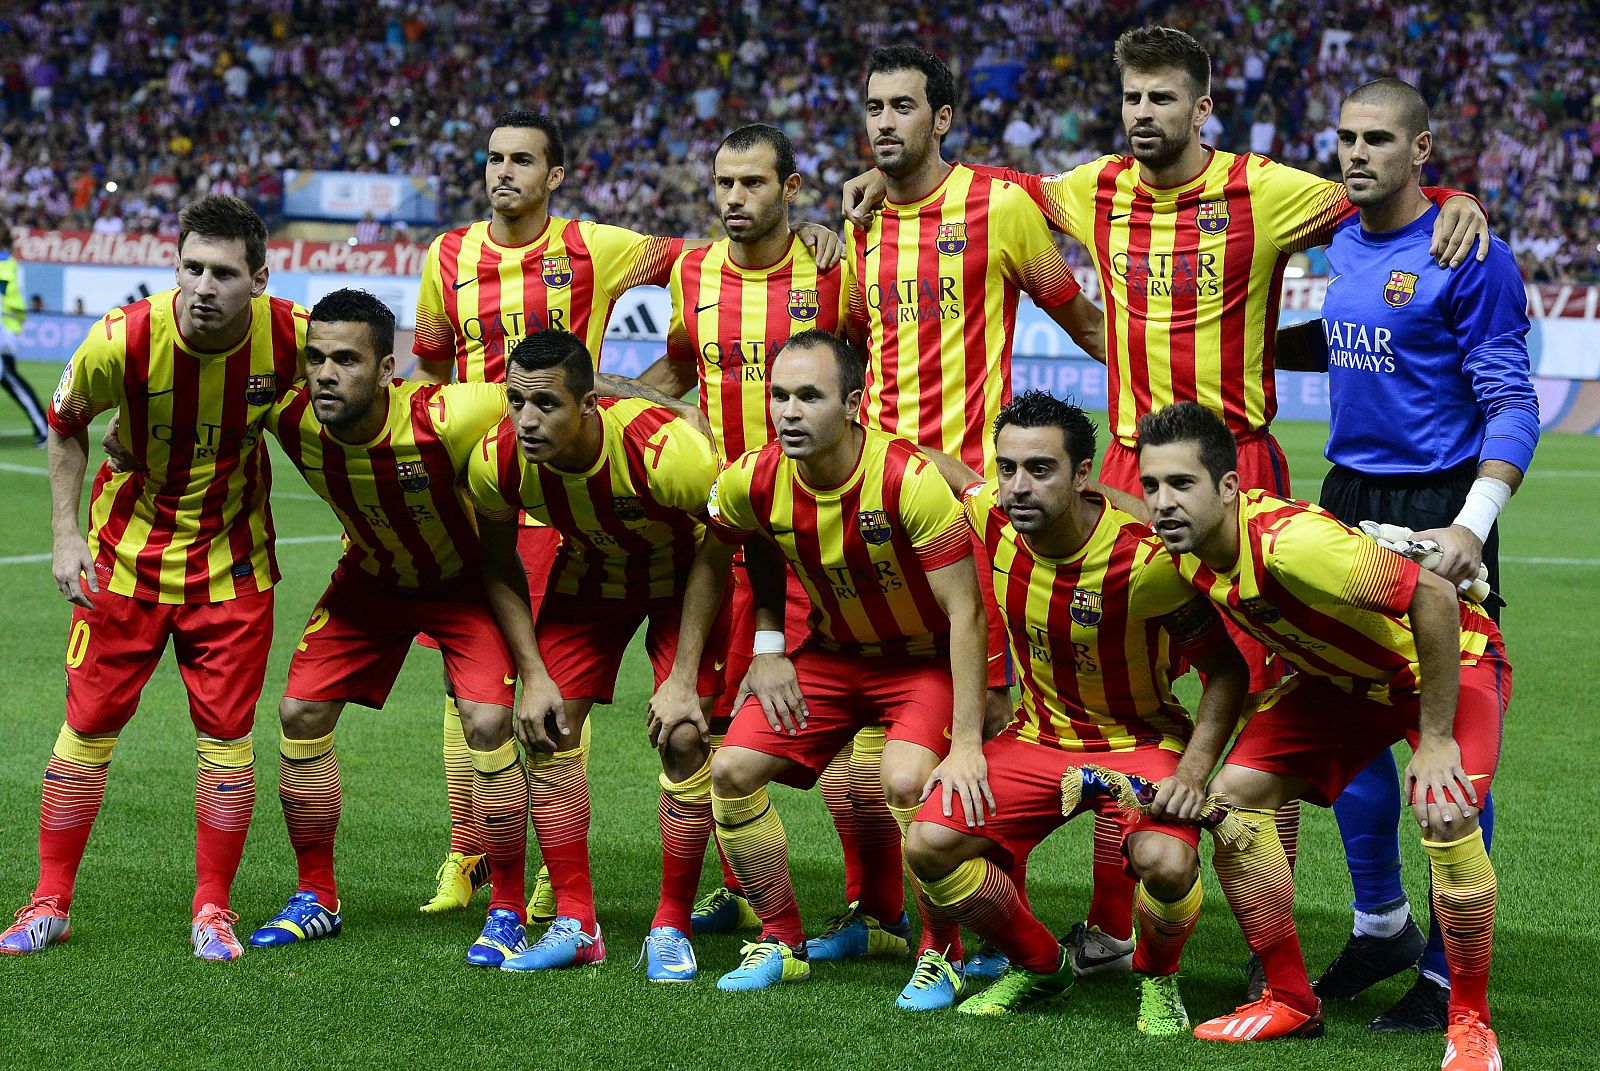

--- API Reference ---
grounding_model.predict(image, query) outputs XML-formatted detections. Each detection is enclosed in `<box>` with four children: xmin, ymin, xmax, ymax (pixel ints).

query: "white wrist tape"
<box><xmin>1453</xmin><ymin>477</ymin><xmax>1512</xmax><ymax>544</ymax></box>
<box><xmin>753</xmin><ymin>630</ymin><xmax>787</xmax><ymax>656</ymax></box>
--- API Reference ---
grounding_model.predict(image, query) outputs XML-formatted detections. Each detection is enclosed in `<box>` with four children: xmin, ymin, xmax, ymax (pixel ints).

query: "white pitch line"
<box><xmin>1502</xmin><ymin>555</ymin><xmax>1600</xmax><ymax>566</ymax></box>
<box><xmin>0</xmin><ymin>533</ymin><xmax>340</xmax><ymax>567</ymax></box>
<box><xmin>0</xmin><ymin>461</ymin><xmax>48</xmax><ymax>476</ymax></box>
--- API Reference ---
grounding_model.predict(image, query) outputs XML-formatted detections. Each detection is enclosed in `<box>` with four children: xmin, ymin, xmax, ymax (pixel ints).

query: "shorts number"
<box><xmin>296</xmin><ymin>607</ymin><xmax>330</xmax><ymax>652</ymax></box>
<box><xmin>65</xmin><ymin>620</ymin><xmax>91</xmax><ymax>669</ymax></box>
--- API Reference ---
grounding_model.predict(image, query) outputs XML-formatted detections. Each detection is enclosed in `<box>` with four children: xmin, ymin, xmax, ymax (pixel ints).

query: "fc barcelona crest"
<box><xmin>787</xmin><ymin>288</ymin><xmax>819</xmax><ymax>322</ymax></box>
<box><xmin>858</xmin><ymin>510</ymin><xmax>894</xmax><ymax>545</ymax></box>
<box><xmin>1241</xmin><ymin>596</ymin><xmax>1281</xmax><ymax>623</ymax></box>
<box><xmin>935</xmin><ymin>222</ymin><xmax>967</xmax><ymax>256</ymax></box>
<box><xmin>395</xmin><ymin>460</ymin><xmax>430</xmax><ymax>493</ymax></box>
<box><xmin>542</xmin><ymin>255</ymin><xmax>573</xmax><ymax>288</ymax></box>
<box><xmin>245</xmin><ymin>373</ymin><xmax>278</xmax><ymax>405</ymax></box>
<box><xmin>1196</xmin><ymin>200</ymin><xmax>1230</xmax><ymax>234</ymax></box>
<box><xmin>1070</xmin><ymin>588</ymin><xmax>1103</xmax><ymax>628</ymax></box>
<box><xmin>1383</xmin><ymin>270</ymin><xmax>1419</xmax><ymax>308</ymax></box>
<box><xmin>613</xmin><ymin>495</ymin><xmax>647</xmax><ymax>522</ymax></box>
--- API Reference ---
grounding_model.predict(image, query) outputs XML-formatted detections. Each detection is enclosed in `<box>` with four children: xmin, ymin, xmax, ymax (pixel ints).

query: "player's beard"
<box><xmin>1128</xmin><ymin>126</ymin><xmax>1190</xmax><ymax>171</ymax></box>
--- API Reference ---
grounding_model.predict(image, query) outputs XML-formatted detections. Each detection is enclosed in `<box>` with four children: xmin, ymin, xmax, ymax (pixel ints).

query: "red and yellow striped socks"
<box><xmin>1086</xmin><ymin>814</ymin><xmax>1137</xmax><ymax>942</ymax></box>
<box><xmin>889</xmin><ymin>802</ymin><xmax>960</xmax><ymax>958</ymax></box>
<box><xmin>818</xmin><ymin>745</ymin><xmax>862</xmax><ymax>903</ymax></box>
<box><xmin>707</xmin><ymin>732</ymin><xmax>743</xmax><ymax>895</ymax></box>
<box><xmin>469</xmin><ymin>739</ymin><xmax>528</xmax><ymax>918</ymax></box>
<box><xmin>35</xmin><ymin>725</ymin><xmax>115</xmax><ymax>911</ymax></box>
<box><xmin>654</xmin><ymin>760</ymin><xmax>713</xmax><ymax>932</ymax></box>
<box><xmin>442</xmin><ymin>697</ymin><xmax>485</xmax><ymax>857</ymax></box>
<box><xmin>195</xmin><ymin>736</ymin><xmax>254</xmax><ymax>912</ymax></box>
<box><xmin>1132</xmin><ymin>876</ymin><xmax>1202</xmax><ymax>976</ymax></box>
<box><xmin>526</xmin><ymin>726</ymin><xmax>595</xmax><ymax>928</ymax></box>
<box><xmin>923</xmin><ymin>856</ymin><xmax>1056</xmax><ymax>972</ymax></box>
<box><xmin>280</xmin><ymin>732</ymin><xmax>340</xmax><ymax>907</ymax></box>
<box><xmin>1424</xmin><ymin>828</ymin><xmax>1496</xmax><ymax>1023</ymax></box>
<box><xmin>1210</xmin><ymin>806</ymin><xmax>1317</xmax><ymax>1013</ymax></box>
<box><xmin>712</xmin><ymin>786</ymin><xmax>803</xmax><ymax>945</ymax></box>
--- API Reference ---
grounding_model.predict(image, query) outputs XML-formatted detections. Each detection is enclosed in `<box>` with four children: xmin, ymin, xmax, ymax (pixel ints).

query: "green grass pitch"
<box><xmin>0</xmin><ymin>360</ymin><xmax>1595</xmax><ymax>1069</ymax></box>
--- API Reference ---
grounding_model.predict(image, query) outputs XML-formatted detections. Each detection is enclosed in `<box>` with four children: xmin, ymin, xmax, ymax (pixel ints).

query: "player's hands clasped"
<box><xmin>52</xmin><ymin>533</ymin><xmax>98</xmax><ymax>608</ymax></box>
<box><xmin>1409</xmin><ymin>524</ymin><xmax>1485</xmax><ymax>588</ymax></box>
<box><xmin>1148</xmin><ymin>766</ymin><xmax>1209</xmax><ymax>823</ymax></box>
<box><xmin>515</xmin><ymin>672</ymin><xmax>568</xmax><ymax>753</ymax></box>
<box><xmin>921</xmin><ymin>745</ymin><xmax>996</xmax><ymax>828</ymax></box>
<box><xmin>1405</xmin><ymin>737</ymin><xmax>1478</xmax><ymax>833</ymax></box>
<box><xmin>647</xmin><ymin>675</ymin><xmax>710</xmax><ymax>749</ymax></box>
<box><xmin>738</xmin><ymin>653</ymin><xmax>807</xmax><ymax>736</ymax></box>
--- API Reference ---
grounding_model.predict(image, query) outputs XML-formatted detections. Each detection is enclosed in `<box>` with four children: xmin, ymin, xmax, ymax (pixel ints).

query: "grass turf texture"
<box><xmin>0</xmin><ymin>359</ymin><xmax>1595</xmax><ymax>1069</ymax></box>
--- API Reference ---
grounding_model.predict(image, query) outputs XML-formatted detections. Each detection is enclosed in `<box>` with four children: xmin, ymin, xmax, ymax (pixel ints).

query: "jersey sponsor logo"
<box><xmin>1069</xmin><ymin>588</ymin><xmax>1103</xmax><ymax>627</ymax></box>
<box><xmin>864</xmin><ymin>276</ymin><xmax>961</xmax><ymax>323</ymax></box>
<box><xmin>787</xmin><ymin>288</ymin><xmax>819</xmax><ymax>322</ymax></box>
<box><xmin>1384</xmin><ymin>270</ymin><xmax>1419</xmax><ymax>308</ymax></box>
<box><xmin>1240</xmin><ymin>596</ymin><xmax>1282</xmax><ymax>623</ymax></box>
<box><xmin>542</xmin><ymin>255</ymin><xmax>573</xmax><ymax>289</ymax></box>
<box><xmin>857</xmin><ymin>510</ymin><xmax>894</xmax><ymax>545</ymax></box>
<box><xmin>396</xmin><ymin>459</ymin><xmax>431</xmax><ymax>492</ymax></box>
<box><xmin>245</xmin><ymin>373</ymin><xmax>278</xmax><ymax>405</ymax></box>
<box><xmin>612</xmin><ymin>495</ymin><xmax>647</xmax><ymax>522</ymax></box>
<box><xmin>1195</xmin><ymin>199</ymin><xmax>1231</xmax><ymax>234</ymax></box>
<box><xmin>1108</xmin><ymin>251</ymin><xmax>1220</xmax><ymax>298</ymax></box>
<box><xmin>935</xmin><ymin>222</ymin><xmax>968</xmax><ymax>256</ymax></box>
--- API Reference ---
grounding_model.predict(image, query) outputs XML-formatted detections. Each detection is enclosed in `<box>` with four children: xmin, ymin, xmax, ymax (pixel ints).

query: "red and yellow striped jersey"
<box><xmin>667</xmin><ymin>234</ymin><xmax>853</xmax><ymax>460</ymax></box>
<box><xmin>974</xmin><ymin>152</ymin><xmax>1350</xmax><ymax>446</ymax></box>
<box><xmin>709</xmin><ymin>428</ymin><xmax>972</xmax><ymax>658</ymax></box>
<box><xmin>847</xmin><ymin>164</ymin><xmax>1081</xmax><ymax>474</ymax></box>
<box><xmin>963</xmin><ymin>482</ymin><xmax>1224</xmax><ymax>753</ymax></box>
<box><xmin>414</xmin><ymin>216</ymin><xmax>683</xmax><ymax>383</ymax></box>
<box><xmin>267</xmin><ymin>381</ymin><xmax>506</xmax><ymax>589</ymax></box>
<box><xmin>46</xmin><ymin>289</ymin><xmax>307</xmax><ymax>604</ymax></box>
<box><xmin>466</xmin><ymin>397</ymin><xmax>716</xmax><ymax>600</ymax></box>
<box><xmin>1175</xmin><ymin>489</ymin><xmax>1498</xmax><ymax>705</ymax></box>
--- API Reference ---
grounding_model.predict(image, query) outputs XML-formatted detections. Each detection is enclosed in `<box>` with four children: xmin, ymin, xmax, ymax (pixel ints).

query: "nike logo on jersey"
<box><xmin>694</xmin><ymin>301</ymin><xmax>720</xmax><ymax>314</ymax></box>
<box><xmin>451</xmin><ymin>277</ymin><xmax>478</xmax><ymax>291</ymax></box>
<box><xmin>862</xmin><ymin>244</ymin><xmax>881</xmax><ymax>258</ymax></box>
<box><xmin>142</xmin><ymin>386</ymin><xmax>175</xmax><ymax>398</ymax></box>
<box><xmin>1106</xmin><ymin>211</ymin><xmax>1131</xmax><ymax>222</ymax></box>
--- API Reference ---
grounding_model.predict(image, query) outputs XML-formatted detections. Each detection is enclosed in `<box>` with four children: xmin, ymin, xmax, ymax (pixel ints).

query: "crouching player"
<box><xmin>465</xmin><ymin>329</ymin><xmax>724</xmax><ymax>979</ymax></box>
<box><xmin>246</xmin><ymin>289</ymin><xmax>528</xmax><ymax>965</ymax></box>
<box><xmin>1138</xmin><ymin>402</ymin><xmax>1508</xmax><ymax>1071</ymax></box>
<box><xmin>904</xmin><ymin>391</ymin><xmax>1247</xmax><ymax>1022</ymax></box>
<box><xmin>649</xmin><ymin>329</ymin><xmax>990</xmax><ymax>1000</ymax></box>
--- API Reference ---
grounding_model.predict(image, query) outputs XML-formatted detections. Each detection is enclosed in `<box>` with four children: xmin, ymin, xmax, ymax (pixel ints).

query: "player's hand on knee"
<box><xmin>516</xmin><ymin>675</ymin><xmax>566</xmax><ymax>752</ymax></box>
<box><xmin>647</xmin><ymin>677</ymin><xmax>708</xmax><ymax>749</ymax></box>
<box><xmin>1150</xmin><ymin>768</ymin><xmax>1208</xmax><ymax>823</ymax></box>
<box><xmin>1405</xmin><ymin>738</ymin><xmax>1478</xmax><ymax>833</ymax></box>
<box><xmin>744</xmin><ymin>653</ymin><xmax>806</xmax><ymax>736</ymax></box>
<box><xmin>1409</xmin><ymin>524</ymin><xmax>1484</xmax><ymax>588</ymax></box>
<box><xmin>52</xmin><ymin>534</ymin><xmax>97</xmax><ymax>608</ymax></box>
<box><xmin>922</xmin><ymin>745</ymin><xmax>996</xmax><ymax>827</ymax></box>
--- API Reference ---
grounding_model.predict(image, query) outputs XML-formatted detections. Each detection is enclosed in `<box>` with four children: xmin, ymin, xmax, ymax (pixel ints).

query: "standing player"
<box><xmin>0</xmin><ymin>196</ymin><xmax>306</xmax><ymax>960</ymax></box>
<box><xmin>843</xmin><ymin>25</ymin><xmax>1489</xmax><ymax>982</ymax></box>
<box><xmin>0</xmin><ymin>221</ymin><xmax>50</xmax><ymax>444</ymax></box>
<box><xmin>649</xmin><ymin>330</ymin><xmax>990</xmax><ymax>999</ymax></box>
<box><xmin>245</xmin><ymin>290</ymin><xmax>529</xmax><ymax>967</ymax></box>
<box><xmin>1139</xmin><ymin>402</ymin><xmax>1508</xmax><ymax>1071</ymax></box>
<box><xmin>905</xmin><ymin>391</ymin><xmax>1247</xmax><ymax>1023</ymax></box>
<box><xmin>630</xmin><ymin>123</ymin><xmax>879</xmax><ymax>940</ymax></box>
<box><xmin>1277</xmin><ymin>79</ymin><xmax>1538</xmax><ymax>1032</ymax></box>
<box><xmin>465</xmin><ymin>329</ymin><xmax>723</xmax><ymax>980</ymax></box>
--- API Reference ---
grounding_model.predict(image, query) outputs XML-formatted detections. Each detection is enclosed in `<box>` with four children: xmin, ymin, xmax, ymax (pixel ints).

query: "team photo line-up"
<box><xmin>4</xmin><ymin>26</ymin><xmax>1537</xmax><ymax>1071</ymax></box>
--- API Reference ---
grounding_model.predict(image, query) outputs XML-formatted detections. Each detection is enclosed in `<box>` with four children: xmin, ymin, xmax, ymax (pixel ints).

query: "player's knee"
<box><xmin>663</xmin><ymin>721</ymin><xmax>708</xmax><ymax>764</ymax></box>
<box><xmin>710</xmin><ymin>747</ymin><xmax>762</xmax><ymax>798</ymax></box>
<box><xmin>904</xmin><ymin>822</ymin><xmax>963</xmax><ymax>882</ymax></box>
<box><xmin>1129</xmin><ymin>835</ymin><xmax>1198</xmax><ymax>896</ymax></box>
<box><xmin>1208</xmin><ymin>765</ymin><xmax>1279</xmax><ymax>810</ymax></box>
<box><xmin>456</xmin><ymin>701</ymin><xmax>512</xmax><ymax>750</ymax></box>
<box><xmin>881</xmin><ymin>766</ymin><xmax>926</xmax><ymax>811</ymax></box>
<box><xmin>278</xmin><ymin>697</ymin><xmax>335</xmax><ymax>739</ymax></box>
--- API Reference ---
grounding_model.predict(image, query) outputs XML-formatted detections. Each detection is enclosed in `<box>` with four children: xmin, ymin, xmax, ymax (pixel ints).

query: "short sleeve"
<box><xmin>991</xmin><ymin>180</ymin><xmax>1081</xmax><ymax>310</ymax></box>
<box><xmin>899</xmin><ymin>452</ymin><xmax>972</xmax><ymax>571</ymax></box>
<box><xmin>1246</xmin><ymin>155</ymin><xmax>1353</xmax><ymax>254</ymax></box>
<box><xmin>1268</xmin><ymin>512</ymin><xmax>1420</xmax><ymax>616</ymax></box>
<box><xmin>465</xmin><ymin>420</ymin><xmax>520</xmax><ymax>521</ymax></box>
<box><xmin>47</xmin><ymin>314</ymin><xmax>126</xmax><ymax>435</ymax></box>
<box><xmin>705</xmin><ymin>452</ymin><xmax>761</xmax><ymax>542</ymax></box>
<box><xmin>665</xmin><ymin>260</ymin><xmax>694</xmax><ymax>366</ymax></box>
<box><xmin>413</xmin><ymin>234</ymin><xmax>454</xmax><ymax>364</ymax></box>
<box><xmin>438</xmin><ymin>383</ymin><xmax>509</xmax><ymax>472</ymax></box>
<box><xmin>585</xmin><ymin>221</ymin><xmax>683</xmax><ymax>297</ymax></box>
<box><xmin>644</xmin><ymin>416</ymin><xmax>720</xmax><ymax>514</ymax></box>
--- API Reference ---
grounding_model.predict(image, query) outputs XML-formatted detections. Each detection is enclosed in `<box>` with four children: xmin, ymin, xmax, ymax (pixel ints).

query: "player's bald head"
<box><xmin>1343</xmin><ymin>78</ymin><xmax>1430</xmax><ymax>140</ymax></box>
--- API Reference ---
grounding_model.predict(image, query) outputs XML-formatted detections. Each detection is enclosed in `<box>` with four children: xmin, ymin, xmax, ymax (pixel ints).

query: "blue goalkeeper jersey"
<box><xmin>1319</xmin><ymin>204</ymin><xmax>1539</xmax><ymax>476</ymax></box>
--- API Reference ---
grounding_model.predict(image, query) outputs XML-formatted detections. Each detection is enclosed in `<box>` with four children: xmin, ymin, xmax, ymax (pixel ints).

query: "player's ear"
<box><xmin>1074</xmin><ymin>457</ymin><xmax>1094</xmax><ymax>489</ymax></box>
<box><xmin>783</xmin><ymin>172</ymin><xmax>802</xmax><ymax>205</ymax></box>
<box><xmin>1219</xmin><ymin>469</ymin><xmax>1240</xmax><ymax>505</ymax></box>
<box><xmin>933</xmin><ymin>104</ymin><xmax>954</xmax><ymax>139</ymax></box>
<box><xmin>1413</xmin><ymin>130</ymin><xmax>1432</xmax><ymax>169</ymax></box>
<box><xmin>377</xmin><ymin>352</ymin><xmax>396</xmax><ymax>382</ymax></box>
<box><xmin>1192</xmin><ymin>92</ymin><xmax>1213</xmax><ymax>134</ymax></box>
<box><xmin>579</xmin><ymin>388</ymin><xmax>599</xmax><ymax>418</ymax></box>
<box><xmin>546</xmin><ymin>165</ymin><xmax>565</xmax><ymax>194</ymax></box>
<box><xmin>844</xmin><ymin>387</ymin><xmax>863</xmax><ymax>418</ymax></box>
<box><xmin>251</xmin><ymin>264</ymin><xmax>270</xmax><ymax>299</ymax></box>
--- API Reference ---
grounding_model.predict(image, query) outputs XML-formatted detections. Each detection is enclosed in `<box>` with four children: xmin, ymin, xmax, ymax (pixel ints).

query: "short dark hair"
<box><xmin>506</xmin><ymin>329</ymin><xmax>593</xmax><ymax>396</ymax></box>
<box><xmin>774</xmin><ymin>329</ymin><xmax>864</xmax><ymax>399</ymax></box>
<box><xmin>994</xmin><ymin>390</ymin><xmax>1098</xmax><ymax>470</ymax></box>
<box><xmin>1135</xmin><ymin>401</ymin><xmax>1237</xmax><ymax>485</ymax></box>
<box><xmin>1113</xmin><ymin>26</ymin><xmax>1212</xmax><ymax>100</ymax></box>
<box><xmin>309</xmin><ymin>288</ymin><xmax>395</xmax><ymax>358</ymax></box>
<box><xmin>492</xmin><ymin>109</ymin><xmax>566</xmax><ymax>169</ymax></box>
<box><xmin>1344</xmin><ymin>77</ymin><xmax>1431</xmax><ymax>140</ymax></box>
<box><xmin>178</xmin><ymin>195</ymin><xmax>268</xmax><ymax>273</ymax></box>
<box><xmin>715</xmin><ymin>124</ymin><xmax>798</xmax><ymax>183</ymax></box>
<box><xmin>866</xmin><ymin>45</ymin><xmax>957</xmax><ymax>116</ymax></box>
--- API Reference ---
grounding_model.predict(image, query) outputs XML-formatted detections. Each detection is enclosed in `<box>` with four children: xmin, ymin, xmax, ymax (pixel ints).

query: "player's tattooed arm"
<box><xmin>634</xmin><ymin>354</ymin><xmax>698</xmax><ymax>400</ymax></box>
<box><xmin>649</xmin><ymin>533</ymin><xmax>738</xmax><ymax>748</ymax></box>
<box><xmin>48</xmin><ymin>426</ymin><xmax>98</xmax><ymax>608</ymax></box>
<box><xmin>594</xmin><ymin>371</ymin><xmax>713</xmax><ymax>441</ymax></box>
<box><xmin>1150</xmin><ymin>606</ymin><xmax>1247</xmax><ymax>823</ymax></box>
<box><xmin>477</xmin><ymin>514</ymin><xmax>566</xmax><ymax>752</ymax></box>
<box><xmin>1042</xmin><ymin>293</ymin><xmax>1106</xmax><ymax>365</ymax></box>
<box><xmin>1274</xmin><ymin>319</ymin><xmax>1329</xmax><ymax>373</ymax></box>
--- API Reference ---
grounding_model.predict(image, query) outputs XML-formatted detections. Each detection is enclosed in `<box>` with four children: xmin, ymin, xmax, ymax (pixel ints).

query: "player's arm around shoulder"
<box><xmin>432</xmin><ymin>381</ymin><xmax>509</xmax><ymax>473</ymax></box>
<box><xmin>636</xmin><ymin>404</ymin><xmax>721</xmax><ymax>515</ymax></box>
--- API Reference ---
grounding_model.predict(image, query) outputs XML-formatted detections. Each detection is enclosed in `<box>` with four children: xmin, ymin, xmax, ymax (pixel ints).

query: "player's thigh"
<box><xmin>536</xmin><ymin>594</ymin><xmax>645</xmax><ymax>704</ymax></box>
<box><xmin>866</xmin><ymin>652</ymin><xmax>954</xmax><ymax>766</ymax></box>
<box><xmin>717</xmin><ymin>648</ymin><xmax>866</xmax><ymax>790</ymax></box>
<box><xmin>63</xmin><ymin>591</ymin><xmax>175</xmax><ymax>735</ymax></box>
<box><xmin>426</xmin><ymin>590</ymin><xmax>516</xmax><ymax>711</ymax></box>
<box><xmin>915</xmin><ymin>731</ymin><xmax>1069</xmax><ymax>871</ymax></box>
<box><xmin>283</xmin><ymin>576</ymin><xmax>414</xmax><ymax>712</ymax></box>
<box><xmin>710</xmin><ymin>742</ymin><xmax>801</xmax><ymax>797</ymax></box>
<box><xmin>170</xmin><ymin>589</ymin><xmax>274</xmax><ymax>739</ymax></box>
<box><xmin>1404</xmin><ymin>645</ymin><xmax>1510</xmax><ymax>830</ymax></box>
<box><xmin>904</xmin><ymin>819</ymin><xmax>994</xmax><ymax>881</ymax></box>
<box><xmin>1221</xmin><ymin>674</ymin><xmax>1397</xmax><ymax>808</ymax></box>
<box><xmin>643</xmin><ymin>593</ymin><xmax>728</xmax><ymax>697</ymax></box>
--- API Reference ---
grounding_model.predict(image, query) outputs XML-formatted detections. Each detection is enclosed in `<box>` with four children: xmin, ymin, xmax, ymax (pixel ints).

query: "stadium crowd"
<box><xmin>1</xmin><ymin>1</ymin><xmax>1595</xmax><ymax>280</ymax></box>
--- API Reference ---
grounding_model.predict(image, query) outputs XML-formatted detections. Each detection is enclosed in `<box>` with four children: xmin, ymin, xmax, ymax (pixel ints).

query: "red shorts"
<box><xmin>721</xmin><ymin>644</ymin><xmax>952</xmax><ymax>789</ymax></box>
<box><xmin>416</xmin><ymin>523</ymin><xmax>558</xmax><ymax>655</ymax></box>
<box><xmin>915</xmin><ymin>730</ymin><xmax>1200</xmax><ymax>873</ymax></box>
<box><xmin>536</xmin><ymin>592</ymin><xmax>726</xmax><ymax>704</ymax></box>
<box><xmin>286</xmin><ymin>566</ymin><xmax>515</xmax><ymax>709</ymax></box>
<box><xmin>1102</xmin><ymin>431</ymin><xmax>1291</xmax><ymax>693</ymax></box>
<box><xmin>1225</xmin><ymin>639</ymin><xmax>1512</xmax><ymax>807</ymax></box>
<box><xmin>717</xmin><ymin>561</ymin><xmax>814</xmax><ymax>721</ymax></box>
<box><xmin>64</xmin><ymin>588</ymin><xmax>273</xmax><ymax>739</ymax></box>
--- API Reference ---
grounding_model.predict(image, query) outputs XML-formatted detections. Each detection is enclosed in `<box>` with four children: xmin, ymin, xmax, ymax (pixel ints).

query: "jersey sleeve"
<box><xmin>413</xmin><ymin>234</ymin><xmax>455</xmax><ymax>365</ymax></box>
<box><xmin>438</xmin><ymin>383</ymin><xmax>509</xmax><ymax>472</ymax></box>
<box><xmin>1246</xmin><ymin>155</ymin><xmax>1354</xmax><ymax>254</ymax></box>
<box><xmin>644</xmin><ymin>417</ymin><xmax>720</xmax><ymax>514</ymax></box>
<box><xmin>1445</xmin><ymin>239</ymin><xmax>1539</xmax><ymax>473</ymax></box>
<box><xmin>465</xmin><ymin>420</ymin><xmax>521</xmax><ymax>521</ymax></box>
<box><xmin>705</xmin><ymin>451</ymin><xmax>761</xmax><ymax>542</ymax></box>
<box><xmin>47</xmin><ymin>313</ymin><xmax>126</xmax><ymax>435</ymax></box>
<box><xmin>665</xmin><ymin>260</ymin><xmax>694</xmax><ymax>366</ymax></box>
<box><xmin>957</xmin><ymin>478</ymin><xmax>998</xmax><ymax>533</ymax></box>
<box><xmin>1136</xmin><ymin>540</ymin><xmax>1228</xmax><ymax>657</ymax></box>
<box><xmin>966</xmin><ymin>159</ymin><xmax>1100</xmax><ymax>244</ymax></box>
<box><xmin>899</xmin><ymin>453</ymin><xmax>973</xmax><ymax>571</ymax></box>
<box><xmin>586</xmin><ymin>221</ymin><xmax>684</xmax><ymax>297</ymax></box>
<box><xmin>990</xmin><ymin>180</ymin><xmax>1081</xmax><ymax>310</ymax></box>
<box><xmin>1267</xmin><ymin>512</ymin><xmax>1420</xmax><ymax>616</ymax></box>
